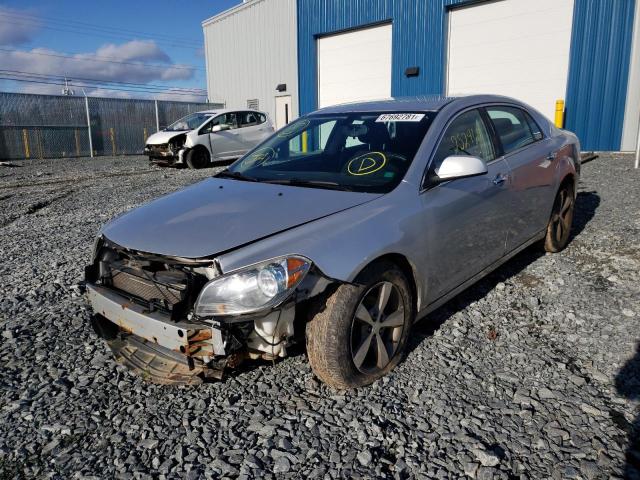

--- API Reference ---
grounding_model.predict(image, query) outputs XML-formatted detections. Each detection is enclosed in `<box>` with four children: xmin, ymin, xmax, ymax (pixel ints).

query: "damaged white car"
<box><xmin>143</xmin><ymin>109</ymin><xmax>274</xmax><ymax>168</ymax></box>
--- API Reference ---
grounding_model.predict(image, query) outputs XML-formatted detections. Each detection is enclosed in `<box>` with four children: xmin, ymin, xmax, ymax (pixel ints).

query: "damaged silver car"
<box><xmin>86</xmin><ymin>95</ymin><xmax>580</xmax><ymax>388</ymax></box>
<box><xmin>143</xmin><ymin>109</ymin><xmax>274</xmax><ymax>169</ymax></box>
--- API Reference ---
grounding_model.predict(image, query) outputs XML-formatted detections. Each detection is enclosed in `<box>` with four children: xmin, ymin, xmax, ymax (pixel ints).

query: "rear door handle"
<box><xmin>492</xmin><ymin>173</ymin><xmax>508</xmax><ymax>186</ymax></box>
<box><xmin>546</xmin><ymin>152</ymin><xmax>557</xmax><ymax>160</ymax></box>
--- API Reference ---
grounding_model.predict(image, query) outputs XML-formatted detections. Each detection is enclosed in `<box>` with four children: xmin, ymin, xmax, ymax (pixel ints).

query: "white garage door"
<box><xmin>447</xmin><ymin>0</ymin><xmax>574</xmax><ymax>121</ymax></box>
<box><xmin>317</xmin><ymin>23</ymin><xmax>392</xmax><ymax>109</ymax></box>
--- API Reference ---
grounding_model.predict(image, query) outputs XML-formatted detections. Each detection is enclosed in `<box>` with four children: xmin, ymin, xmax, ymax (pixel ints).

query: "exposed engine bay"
<box><xmin>85</xmin><ymin>238</ymin><xmax>334</xmax><ymax>384</ymax></box>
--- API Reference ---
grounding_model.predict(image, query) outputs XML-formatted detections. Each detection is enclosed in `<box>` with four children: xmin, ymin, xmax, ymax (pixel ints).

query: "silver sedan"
<box><xmin>86</xmin><ymin>95</ymin><xmax>580</xmax><ymax>388</ymax></box>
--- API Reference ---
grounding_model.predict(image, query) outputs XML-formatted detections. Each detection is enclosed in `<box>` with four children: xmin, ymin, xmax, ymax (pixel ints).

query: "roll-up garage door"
<box><xmin>447</xmin><ymin>0</ymin><xmax>574</xmax><ymax>120</ymax></box>
<box><xmin>317</xmin><ymin>23</ymin><xmax>392</xmax><ymax>109</ymax></box>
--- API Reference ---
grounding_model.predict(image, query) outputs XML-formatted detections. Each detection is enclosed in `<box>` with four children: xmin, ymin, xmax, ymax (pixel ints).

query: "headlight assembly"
<box><xmin>194</xmin><ymin>256</ymin><xmax>311</xmax><ymax>316</ymax></box>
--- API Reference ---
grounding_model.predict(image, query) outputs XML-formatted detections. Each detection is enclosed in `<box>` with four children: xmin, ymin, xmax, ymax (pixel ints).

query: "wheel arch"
<box><xmin>190</xmin><ymin>143</ymin><xmax>211</xmax><ymax>157</ymax></box>
<box><xmin>353</xmin><ymin>253</ymin><xmax>421</xmax><ymax>314</ymax></box>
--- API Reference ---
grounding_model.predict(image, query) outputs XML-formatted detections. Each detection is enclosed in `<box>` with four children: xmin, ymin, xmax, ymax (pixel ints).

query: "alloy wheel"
<box><xmin>350</xmin><ymin>281</ymin><xmax>406</xmax><ymax>374</ymax></box>
<box><xmin>551</xmin><ymin>187</ymin><xmax>574</xmax><ymax>243</ymax></box>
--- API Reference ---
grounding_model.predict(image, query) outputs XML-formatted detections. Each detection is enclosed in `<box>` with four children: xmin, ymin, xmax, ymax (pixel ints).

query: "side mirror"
<box><xmin>211</xmin><ymin>124</ymin><xmax>231</xmax><ymax>133</ymax></box>
<box><xmin>432</xmin><ymin>155</ymin><xmax>488</xmax><ymax>183</ymax></box>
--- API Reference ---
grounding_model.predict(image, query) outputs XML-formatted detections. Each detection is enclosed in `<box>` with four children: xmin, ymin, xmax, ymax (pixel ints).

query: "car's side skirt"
<box><xmin>416</xmin><ymin>229</ymin><xmax>546</xmax><ymax>322</ymax></box>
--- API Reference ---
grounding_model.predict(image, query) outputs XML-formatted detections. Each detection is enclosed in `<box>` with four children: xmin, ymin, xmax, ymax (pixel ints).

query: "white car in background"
<box><xmin>144</xmin><ymin>109</ymin><xmax>274</xmax><ymax>169</ymax></box>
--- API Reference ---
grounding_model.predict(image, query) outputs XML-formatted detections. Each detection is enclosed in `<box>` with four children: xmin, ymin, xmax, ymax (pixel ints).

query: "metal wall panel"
<box><xmin>202</xmin><ymin>0</ymin><xmax>298</xmax><ymax>123</ymax></box>
<box><xmin>297</xmin><ymin>0</ymin><xmax>468</xmax><ymax>115</ymax></box>
<box><xmin>298</xmin><ymin>0</ymin><xmax>636</xmax><ymax>151</ymax></box>
<box><xmin>621</xmin><ymin>0</ymin><xmax>640</xmax><ymax>151</ymax></box>
<box><xmin>565</xmin><ymin>0</ymin><xmax>636</xmax><ymax>151</ymax></box>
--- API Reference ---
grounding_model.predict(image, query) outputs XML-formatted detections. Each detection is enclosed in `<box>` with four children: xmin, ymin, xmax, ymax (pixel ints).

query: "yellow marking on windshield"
<box><xmin>347</xmin><ymin>152</ymin><xmax>387</xmax><ymax>176</ymax></box>
<box><xmin>277</xmin><ymin>119</ymin><xmax>310</xmax><ymax>138</ymax></box>
<box><xmin>245</xmin><ymin>147</ymin><xmax>276</xmax><ymax>166</ymax></box>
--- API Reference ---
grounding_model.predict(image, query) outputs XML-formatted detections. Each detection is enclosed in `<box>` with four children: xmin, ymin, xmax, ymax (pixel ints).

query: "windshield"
<box><xmin>227</xmin><ymin>112</ymin><xmax>435</xmax><ymax>193</ymax></box>
<box><xmin>165</xmin><ymin>112</ymin><xmax>213</xmax><ymax>131</ymax></box>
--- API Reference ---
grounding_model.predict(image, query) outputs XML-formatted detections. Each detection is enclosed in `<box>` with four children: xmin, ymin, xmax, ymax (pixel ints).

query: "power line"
<box><xmin>0</xmin><ymin>76</ymin><xmax>207</xmax><ymax>98</ymax></box>
<box><xmin>0</xmin><ymin>12</ymin><xmax>203</xmax><ymax>50</ymax></box>
<box><xmin>0</xmin><ymin>47</ymin><xmax>205</xmax><ymax>71</ymax></box>
<box><xmin>0</xmin><ymin>69</ymin><xmax>206</xmax><ymax>93</ymax></box>
<box><xmin>0</xmin><ymin>75</ymin><xmax>205</xmax><ymax>96</ymax></box>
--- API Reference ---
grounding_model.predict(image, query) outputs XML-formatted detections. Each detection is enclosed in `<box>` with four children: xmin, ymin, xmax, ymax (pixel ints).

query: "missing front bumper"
<box><xmin>87</xmin><ymin>284</ymin><xmax>224</xmax><ymax>357</ymax></box>
<box><xmin>144</xmin><ymin>147</ymin><xmax>185</xmax><ymax>165</ymax></box>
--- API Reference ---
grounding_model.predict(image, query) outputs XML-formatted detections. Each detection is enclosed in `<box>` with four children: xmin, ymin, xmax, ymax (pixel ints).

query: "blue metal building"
<box><xmin>296</xmin><ymin>0</ymin><xmax>639</xmax><ymax>151</ymax></box>
<box><xmin>204</xmin><ymin>0</ymin><xmax>639</xmax><ymax>152</ymax></box>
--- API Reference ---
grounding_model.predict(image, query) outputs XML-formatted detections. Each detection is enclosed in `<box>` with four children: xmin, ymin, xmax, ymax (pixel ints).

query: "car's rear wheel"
<box><xmin>186</xmin><ymin>148</ymin><xmax>210</xmax><ymax>169</ymax></box>
<box><xmin>306</xmin><ymin>262</ymin><xmax>413</xmax><ymax>389</ymax></box>
<box><xmin>544</xmin><ymin>181</ymin><xmax>575</xmax><ymax>252</ymax></box>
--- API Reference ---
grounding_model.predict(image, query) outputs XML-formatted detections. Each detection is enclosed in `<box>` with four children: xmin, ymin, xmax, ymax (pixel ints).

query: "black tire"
<box><xmin>306</xmin><ymin>261</ymin><xmax>414</xmax><ymax>389</ymax></box>
<box><xmin>186</xmin><ymin>148</ymin><xmax>210</xmax><ymax>169</ymax></box>
<box><xmin>543</xmin><ymin>181</ymin><xmax>575</xmax><ymax>253</ymax></box>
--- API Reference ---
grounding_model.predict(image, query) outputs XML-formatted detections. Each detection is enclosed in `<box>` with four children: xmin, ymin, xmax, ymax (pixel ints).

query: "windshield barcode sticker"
<box><xmin>375</xmin><ymin>113</ymin><xmax>425</xmax><ymax>122</ymax></box>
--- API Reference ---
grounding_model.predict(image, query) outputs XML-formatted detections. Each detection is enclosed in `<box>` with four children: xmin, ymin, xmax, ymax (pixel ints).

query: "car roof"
<box><xmin>311</xmin><ymin>94</ymin><xmax>526</xmax><ymax>114</ymax></box>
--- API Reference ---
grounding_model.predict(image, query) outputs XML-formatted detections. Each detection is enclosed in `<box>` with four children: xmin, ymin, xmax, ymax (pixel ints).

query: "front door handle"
<box><xmin>492</xmin><ymin>173</ymin><xmax>508</xmax><ymax>186</ymax></box>
<box><xmin>546</xmin><ymin>152</ymin><xmax>557</xmax><ymax>160</ymax></box>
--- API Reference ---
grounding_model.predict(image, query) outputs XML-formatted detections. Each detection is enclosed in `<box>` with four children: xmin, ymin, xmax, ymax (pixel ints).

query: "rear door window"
<box><xmin>239</xmin><ymin>111</ymin><xmax>259</xmax><ymax>128</ymax></box>
<box><xmin>431</xmin><ymin>108</ymin><xmax>495</xmax><ymax>171</ymax></box>
<box><xmin>487</xmin><ymin>106</ymin><xmax>539</xmax><ymax>154</ymax></box>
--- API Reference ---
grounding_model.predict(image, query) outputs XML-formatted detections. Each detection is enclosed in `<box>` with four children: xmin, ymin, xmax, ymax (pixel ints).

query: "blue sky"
<box><xmin>0</xmin><ymin>0</ymin><xmax>241</xmax><ymax>101</ymax></box>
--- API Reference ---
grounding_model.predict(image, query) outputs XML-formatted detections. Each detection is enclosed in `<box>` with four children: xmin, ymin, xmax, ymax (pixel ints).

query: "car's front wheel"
<box><xmin>543</xmin><ymin>181</ymin><xmax>575</xmax><ymax>252</ymax></box>
<box><xmin>306</xmin><ymin>262</ymin><xmax>414</xmax><ymax>389</ymax></box>
<box><xmin>186</xmin><ymin>148</ymin><xmax>211</xmax><ymax>169</ymax></box>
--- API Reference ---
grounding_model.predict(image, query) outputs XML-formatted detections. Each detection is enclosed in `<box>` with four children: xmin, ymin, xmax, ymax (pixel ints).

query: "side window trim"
<box><xmin>479</xmin><ymin>107</ymin><xmax>504</xmax><ymax>159</ymax></box>
<box><xmin>524</xmin><ymin>110</ymin><xmax>543</xmax><ymax>140</ymax></box>
<box><xmin>485</xmin><ymin>103</ymin><xmax>546</xmax><ymax>158</ymax></box>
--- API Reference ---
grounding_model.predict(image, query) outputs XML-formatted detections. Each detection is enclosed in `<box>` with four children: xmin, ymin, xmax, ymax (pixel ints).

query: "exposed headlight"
<box><xmin>194</xmin><ymin>256</ymin><xmax>311</xmax><ymax>316</ymax></box>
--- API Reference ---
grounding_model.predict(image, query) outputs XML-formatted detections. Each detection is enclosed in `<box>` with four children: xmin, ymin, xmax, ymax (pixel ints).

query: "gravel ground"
<box><xmin>0</xmin><ymin>154</ymin><xmax>639</xmax><ymax>479</ymax></box>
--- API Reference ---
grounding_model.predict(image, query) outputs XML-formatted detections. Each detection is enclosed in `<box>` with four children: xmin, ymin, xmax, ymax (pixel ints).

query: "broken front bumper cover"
<box><xmin>86</xmin><ymin>262</ymin><xmax>337</xmax><ymax>383</ymax></box>
<box><xmin>143</xmin><ymin>145</ymin><xmax>186</xmax><ymax>165</ymax></box>
<box><xmin>87</xmin><ymin>284</ymin><xmax>224</xmax><ymax>357</ymax></box>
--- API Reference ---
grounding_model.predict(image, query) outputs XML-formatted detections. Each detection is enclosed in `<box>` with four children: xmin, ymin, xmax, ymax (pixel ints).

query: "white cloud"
<box><xmin>0</xmin><ymin>6</ymin><xmax>39</xmax><ymax>46</ymax></box>
<box><xmin>93</xmin><ymin>40</ymin><xmax>172</xmax><ymax>64</ymax></box>
<box><xmin>0</xmin><ymin>41</ymin><xmax>196</xmax><ymax>84</ymax></box>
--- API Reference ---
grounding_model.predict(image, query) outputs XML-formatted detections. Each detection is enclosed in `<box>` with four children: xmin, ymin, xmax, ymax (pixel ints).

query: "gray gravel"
<box><xmin>0</xmin><ymin>154</ymin><xmax>639</xmax><ymax>479</ymax></box>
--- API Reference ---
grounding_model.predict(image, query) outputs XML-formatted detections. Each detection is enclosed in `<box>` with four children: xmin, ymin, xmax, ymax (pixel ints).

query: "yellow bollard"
<box><xmin>302</xmin><ymin>130</ymin><xmax>308</xmax><ymax>153</ymax></box>
<box><xmin>22</xmin><ymin>129</ymin><xmax>30</xmax><ymax>159</ymax></box>
<box><xmin>110</xmin><ymin>127</ymin><xmax>116</xmax><ymax>155</ymax></box>
<box><xmin>554</xmin><ymin>100</ymin><xmax>565</xmax><ymax>128</ymax></box>
<box><xmin>143</xmin><ymin>127</ymin><xmax>148</xmax><ymax>142</ymax></box>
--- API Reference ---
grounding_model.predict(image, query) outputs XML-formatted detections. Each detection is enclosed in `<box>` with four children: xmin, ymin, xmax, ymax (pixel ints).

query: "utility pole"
<box><xmin>62</xmin><ymin>78</ymin><xmax>75</xmax><ymax>96</ymax></box>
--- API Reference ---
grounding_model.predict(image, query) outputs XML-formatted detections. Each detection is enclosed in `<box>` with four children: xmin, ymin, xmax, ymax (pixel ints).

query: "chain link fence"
<box><xmin>0</xmin><ymin>92</ymin><xmax>223</xmax><ymax>160</ymax></box>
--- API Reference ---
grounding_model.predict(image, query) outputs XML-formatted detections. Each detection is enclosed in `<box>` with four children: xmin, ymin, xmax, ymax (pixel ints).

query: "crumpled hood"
<box><xmin>145</xmin><ymin>131</ymin><xmax>186</xmax><ymax>145</ymax></box>
<box><xmin>101</xmin><ymin>178</ymin><xmax>381</xmax><ymax>258</ymax></box>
